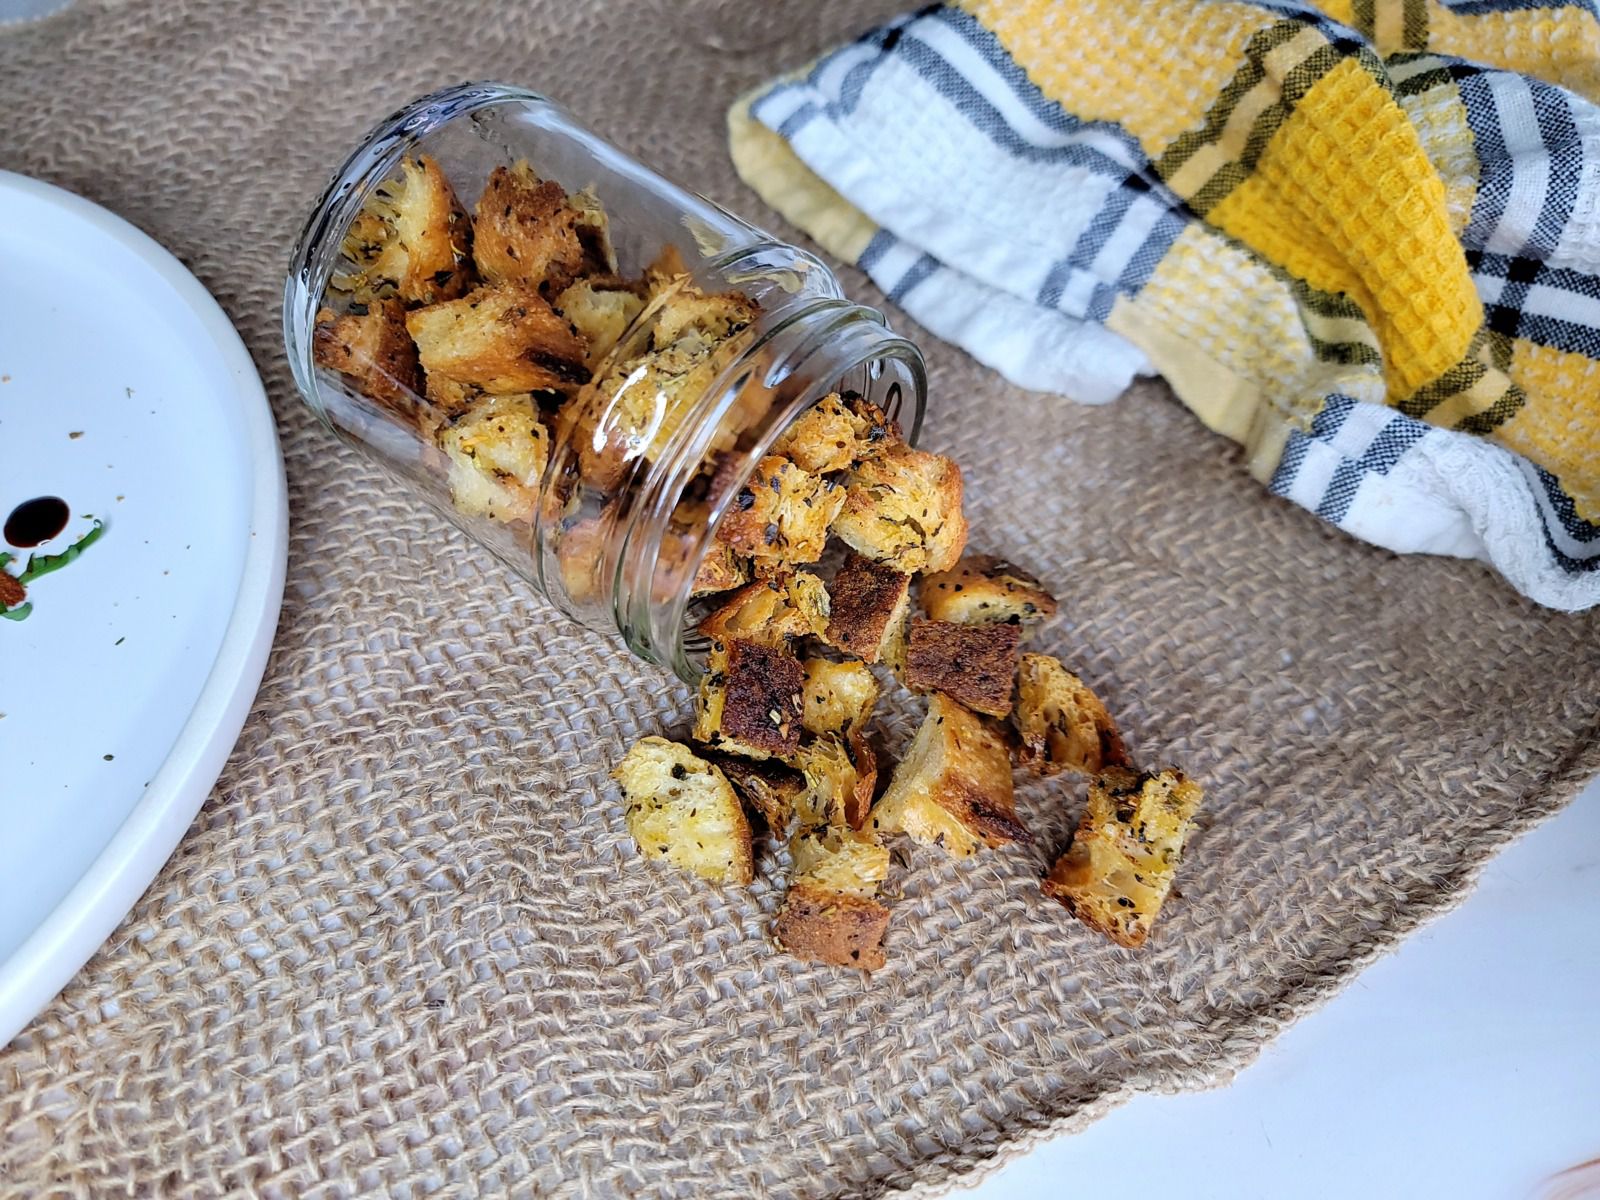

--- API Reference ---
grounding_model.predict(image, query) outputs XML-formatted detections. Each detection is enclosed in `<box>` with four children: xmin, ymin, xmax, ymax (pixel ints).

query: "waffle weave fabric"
<box><xmin>0</xmin><ymin>2</ymin><xmax>1597</xmax><ymax>1198</ymax></box>
<box><xmin>730</xmin><ymin>0</ymin><xmax>1600</xmax><ymax>610</ymax></box>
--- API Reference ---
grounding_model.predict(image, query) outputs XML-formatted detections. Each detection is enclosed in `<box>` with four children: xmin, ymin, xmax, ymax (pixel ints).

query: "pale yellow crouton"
<box><xmin>800</xmin><ymin>658</ymin><xmax>880</xmax><ymax>738</ymax></box>
<box><xmin>554</xmin><ymin>276</ymin><xmax>644</xmax><ymax>367</ymax></box>
<box><xmin>438</xmin><ymin>393</ymin><xmax>549</xmax><ymax>524</ymax></box>
<box><xmin>1014</xmin><ymin>654</ymin><xmax>1129</xmax><ymax>777</ymax></box>
<box><xmin>697</xmin><ymin>570</ymin><xmax>830</xmax><ymax>646</ymax></box>
<box><xmin>921</xmin><ymin>554</ymin><xmax>1059</xmax><ymax>629</ymax></box>
<box><xmin>612</xmin><ymin>737</ymin><xmax>753</xmax><ymax>885</ymax></box>
<box><xmin>775</xmin><ymin>824</ymin><xmax>892</xmax><ymax>970</ymax></box>
<box><xmin>1042</xmin><ymin>767</ymin><xmax>1203</xmax><ymax>948</ymax></box>
<box><xmin>772</xmin><ymin>391</ymin><xmax>900</xmax><ymax>474</ymax></box>
<box><xmin>869</xmin><ymin>693</ymin><xmax>1027</xmax><ymax>857</ymax></box>
<box><xmin>831</xmin><ymin>443</ymin><xmax>968</xmax><ymax>574</ymax></box>
<box><xmin>793</xmin><ymin>732</ymin><xmax>878</xmax><ymax>831</ymax></box>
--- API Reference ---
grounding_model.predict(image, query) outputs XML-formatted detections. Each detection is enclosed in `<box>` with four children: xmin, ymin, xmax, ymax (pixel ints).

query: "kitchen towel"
<box><xmin>729</xmin><ymin>0</ymin><xmax>1600</xmax><ymax>610</ymax></box>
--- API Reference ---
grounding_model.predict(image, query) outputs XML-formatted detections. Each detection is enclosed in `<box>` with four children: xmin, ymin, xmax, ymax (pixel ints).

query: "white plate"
<box><xmin>0</xmin><ymin>172</ymin><xmax>287</xmax><ymax>1047</ymax></box>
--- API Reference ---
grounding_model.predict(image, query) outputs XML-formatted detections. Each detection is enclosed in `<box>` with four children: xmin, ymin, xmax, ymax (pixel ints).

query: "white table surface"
<box><xmin>958</xmin><ymin>775</ymin><xmax>1600</xmax><ymax>1200</ymax></box>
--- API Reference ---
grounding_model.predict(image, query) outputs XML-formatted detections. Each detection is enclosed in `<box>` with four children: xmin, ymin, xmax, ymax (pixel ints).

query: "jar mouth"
<box><xmin>612</xmin><ymin>297</ymin><xmax>927</xmax><ymax>686</ymax></box>
<box><xmin>284</xmin><ymin>83</ymin><xmax>556</xmax><ymax>422</ymax></box>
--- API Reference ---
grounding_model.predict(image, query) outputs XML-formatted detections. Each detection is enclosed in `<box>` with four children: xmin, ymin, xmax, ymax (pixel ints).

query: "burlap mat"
<box><xmin>2</xmin><ymin>2</ymin><xmax>1597</xmax><ymax>1196</ymax></box>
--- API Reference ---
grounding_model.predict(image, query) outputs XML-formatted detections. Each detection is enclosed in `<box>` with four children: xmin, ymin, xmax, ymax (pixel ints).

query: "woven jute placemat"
<box><xmin>2</xmin><ymin>2</ymin><xmax>1597</xmax><ymax>1196</ymax></box>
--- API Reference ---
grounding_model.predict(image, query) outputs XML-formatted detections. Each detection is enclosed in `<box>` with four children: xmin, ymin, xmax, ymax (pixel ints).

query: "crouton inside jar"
<box><xmin>288</xmin><ymin>83</ymin><xmax>927</xmax><ymax>684</ymax></box>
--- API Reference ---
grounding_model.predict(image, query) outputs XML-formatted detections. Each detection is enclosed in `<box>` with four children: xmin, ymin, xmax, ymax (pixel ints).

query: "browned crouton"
<box><xmin>0</xmin><ymin>571</ymin><xmax>25</xmax><ymax>609</ymax></box>
<box><xmin>612</xmin><ymin>737</ymin><xmax>753</xmax><ymax>885</ymax></box>
<box><xmin>831</xmin><ymin>443</ymin><xmax>968</xmax><ymax>574</ymax></box>
<box><xmin>697</xmin><ymin>571</ymin><xmax>829</xmax><ymax>645</ymax></box>
<box><xmin>437</xmin><ymin>393</ymin><xmax>549</xmax><ymax>523</ymax></box>
<box><xmin>715</xmin><ymin>456</ymin><xmax>845</xmax><ymax>569</ymax></box>
<box><xmin>707</xmin><ymin>752</ymin><xmax>807</xmax><ymax>830</ymax></box>
<box><xmin>772</xmin><ymin>391</ymin><xmax>901</xmax><ymax>475</ymax></box>
<box><xmin>800</xmin><ymin>658</ymin><xmax>880</xmax><ymax>737</ymax></box>
<box><xmin>904</xmin><ymin>619</ymin><xmax>1021</xmax><ymax>717</ymax></box>
<box><xmin>312</xmin><ymin>300</ymin><xmax>423</xmax><ymax>421</ymax></box>
<box><xmin>1042</xmin><ymin>767</ymin><xmax>1203</xmax><ymax>948</ymax></box>
<box><xmin>473</xmin><ymin>163</ymin><xmax>610</xmax><ymax>295</ymax></box>
<box><xmin>822</xmin><ymin>551</ymin><xmax>911</xmax><ymax>664</ymax></box>
<box><xmin>869</xmin><ymin>693</ymin><xmax>1027</xmax><ymax>857</ymax></box>
<box><xmin>921</xmin><ymin>554</ymin><xmax>1059</xmax><ymax>629</ymax></box>
<box><xmin>334</xmin><ymin>154</ymin><xmax>473</xmax><ymax>306</ymax></box>
<box><xmin>692</xmin><ymin>638</ymin><xmax>805</xmax><ymax>760</ymax></box>
<box><xmin>406</xmin><ymin>284</ymin><xmax>589</xmax><ymax>397</ymax></box>
<box><xmin>1014</xmin><ymin>654</ymin><xmax>1129</xmax><ymax>776</ymax></box>
<box><xmin>773</xmin><ymin>882</ymin><xmax>891</xmax><ymax>971</ymax></box>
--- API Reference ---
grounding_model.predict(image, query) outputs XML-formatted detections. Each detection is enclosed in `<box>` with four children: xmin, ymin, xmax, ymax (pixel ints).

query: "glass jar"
<box><xmin>285</xmin><ymin>82</ymin><xmax>925</xmax><ymax>683</ymax></box>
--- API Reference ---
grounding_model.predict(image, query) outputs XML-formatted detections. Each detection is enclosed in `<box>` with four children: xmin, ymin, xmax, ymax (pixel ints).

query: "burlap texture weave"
<box><xmin>1</xmin><ymin>2</ymin><xmax>1597</xmax><ymax>1196</ymax></box>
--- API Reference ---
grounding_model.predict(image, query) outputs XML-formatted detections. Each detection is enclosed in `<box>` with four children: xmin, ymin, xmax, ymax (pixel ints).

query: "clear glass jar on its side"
<box><xmin>285</xmin><ymin>83</ymin><xmax>925</xmax><ymax>683</ymax></box>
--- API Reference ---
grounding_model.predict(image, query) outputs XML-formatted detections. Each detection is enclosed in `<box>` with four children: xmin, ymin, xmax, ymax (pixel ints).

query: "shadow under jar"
<box><xmin>285</xmin><ymin>82</ymin><xmax>926</xmax><ymax>684</ymax></box>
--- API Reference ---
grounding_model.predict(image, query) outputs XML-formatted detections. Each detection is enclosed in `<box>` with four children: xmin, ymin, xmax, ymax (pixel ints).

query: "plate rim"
<box><xmin>0</xmin><ymin>170</ymin><xmax>289</xmax><ymax>1048</ymax></box>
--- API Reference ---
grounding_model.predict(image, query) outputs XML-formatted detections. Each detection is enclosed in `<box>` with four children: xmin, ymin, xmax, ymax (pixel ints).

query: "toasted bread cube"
<box><xmin>793</xmin><ymin>732</ymin><xmax>878</xmax><ymax>830</ymax></box>
<box><xmin>773</xmin><ymin>391</ymin><xmax>899</xmax><ymax>475</ymax></box>
<box><xmin>831</xmin><ymin>443</ymin><xmax>967</xmax><ymax>575</ymax></box>
<box><xmin>904</xmin><ymin>619</ymin><xmax>1021</xmax><ymax>718</ymax></box>
<box><xmin>473</xmin><ymin>163</ymin><xmax>610</xmax><ymax>295</ymax></box>
<box><xmin>569</xmin><ymin>283</ymin><xmax>758</xmax><ymax>490</ymax></box>
<box><xmin>707</xmin><ymin>752</ymin><xmax>806</xmax><ymax>830</ymax></box>
<box><xmin>870</xmin><ymin>693</ymin><xmax>1027</xmax><ymax>856</ymax></box>
<box><xmin>800</xmin><ymin>658</ymin><xmax>879</xmax><ymax>738</ymax></box>
<box><xmin>438</xmin><ymin>393</ymin><xmax>549</xmax><ymax>524</ymax></box>
<box><xmin>312</xmin><ymin>300</ymin><xmax>424</xmax><ymax>422</ymax></box>
<box><xmin>652</xmin><ymin>501</ymin><xmax>750</xmax><ymax>601</ymax></box>
<box><xmin>697</xmin><ymin>570</ymin><xmax>828</xmax><ymax>646</ymax></box>
<box><xmin>715</xmin><ymin>456</ymin><xmax>845</xmax><ymax>568</ymax></box>
<box><xmin>773</xmin><ymin>882</ymin><xmax>892</xmax><ymax>971</ymax></box>
<box><xmin>791</xmin><ymin>825</ymin><xmax>890</xmax><ymax>897</ymax></box>
<box><xmin>692</xmin><ymin>638</ymin><xmax>805</xmax><ymax>760</ymax></box>
<box><xmin>921</xmin><ymin>554</ymin><xmax>1059</xmax><ymax>630</ymax></box>
<box><xmin>1015</xmin><ymin>654</ymin><xmax>1129</xmax><ymax>776</ymax></box>
<box><xmin>554</xmin><ymin>276</ymin><xmax>643</xmax><ymax>367</ymax></box>
<box><xmin>555</xmin><ymin>512</ymin><xmax>605</xmax><ymax>604</ymax></box>
<box><xmin>822</xmin><ymin>551</ymin><xmax>911</xmax><ymax>664</ymax></box>
<box><xmin>334</xmin><ymin>154</ymin><xmax>473</xmax><ymax>306</ymax></box>
<box><xmin>1042</xmin><ymin>767</ymin><xmax>1203</xmax><ymax>948</ymax></box>
<box><xmin>691</xmin><ymin>541</ymin><xmax>750</xmax><ymax>597</ymax></box>
<box><xmin>406</xmin><ymin>284</ymin><xmax>589</xmax><ymax>396</ymax></box>
<box><xmin>612</xmin><ymin>737</ymin><xmax>753</xmax><ymax>885</ymax></box>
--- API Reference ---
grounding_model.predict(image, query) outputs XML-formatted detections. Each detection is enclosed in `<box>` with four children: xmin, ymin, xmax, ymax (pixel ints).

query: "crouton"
<box><xmin>0</xmin><ymin>571</ymin><xmax>25</xmax><ymax>609</ymax></box>
<box><xmin>793</xmin><ymin>732</ymin><xmax>877</xmax><ymax>830</ymax></box>
<box><xmin>554</xmin><ymin>276</ymin><xmax>643</xmax><ymax>367</ymax></box>
<box><xmin>311</xmin><ymin>300</ymin><xmax>424</xmax><ymax>421</ymax></box>
<box><xmin>791</xmin><ymin>825</ymin><xmax>890</xmax><ymax>897</ymax></box>
<box><xmin>921</xmin><ymin>554</ymin><xmax>1059</xmax><ymax>629</ymax></box>
<box><xmin>773</xmin><ymin>882</ymin><xmax>891</xmax><ymax>971</ymax></box>
<box><xmin>612</xmin><ymin>737</ymin><xmax>753</xmax><ymax>885</ymax></box>
<box><xmin>822</xmin><ymin>551</ymin><xmax>911</xmax><ymax>664</ymax></box>
<box><xmin>800</xmin><ymin>658</ymin><xmax>879</xmax><ymax>737</ymax></box>
<box><xmin>438</xmin><ymin>393</ymin><xmax>549</xmax><ymax>524</ymax></box>
<box><xmin>334</xmin><ymin>153</ymin><xmax>473</xmax><ymax>306</ymax></box>
<box><xmin>697</xmin><ymin>570</ymin><xmax>829</xmax><ymax>645</ymax></box>
<box><xmin>772</xmin><ymin>391</ymin><xmax>900</xmax><ymax>475</ymax></box>
<box><xmin>1042</xmin><ymin>767</ymin><xmax>1203</xmax><ymax>948</ymax></box>
<box><xmin>904</xmin><ymin>619</ymin><xmax>1021</xmax><ymax>718</ymax></box>
<box><xmin>706</xmin><ymin>752</ymin><xmax>806</xmax><ymax>830</ymax></box>
<box><xmin>831</xmin><ymin>443</ymin><xmax>968</xmax><ymax>574</ymax></box>
<box><xmin>554</xmin><ymin>512</ymin><xmax>606</xmax><ymax>605</ymax></box>
<box><xmin>869</xmin><ymin>693</ymin><xmax>1027</xmax><ymax>857</ymax></box>
<box><xmin>714</xmin><ymin>455</ymin><xmax>844</xmax><ymax>568</ymax></box>
<box><xmin>650</xmin><ymin>502</ymin><xmax>750</xmax><ymax>602</ymax></box>
<box><xmin>571</xmin><ymin>283</ymin><xmax>758</xmax><ymax>490</ymax></box>
<box><xmin>1014</xmin><ymin>654</ymin><xmax>1129</xmax><ymax>777</ymax></box>
<box><xmin>406</xmin><ymin>284</ymin><xmax>589</xmax><ymax>396</ymax></box>
<box><xmin>473</xmin><ymin>163</ymin><xmax>611</xmax><ymax>295</ymax></box>
<box><xmin>692</xmin><ymin>638</ymin><xmax>805</xmax><ymax>760</ymax></box>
